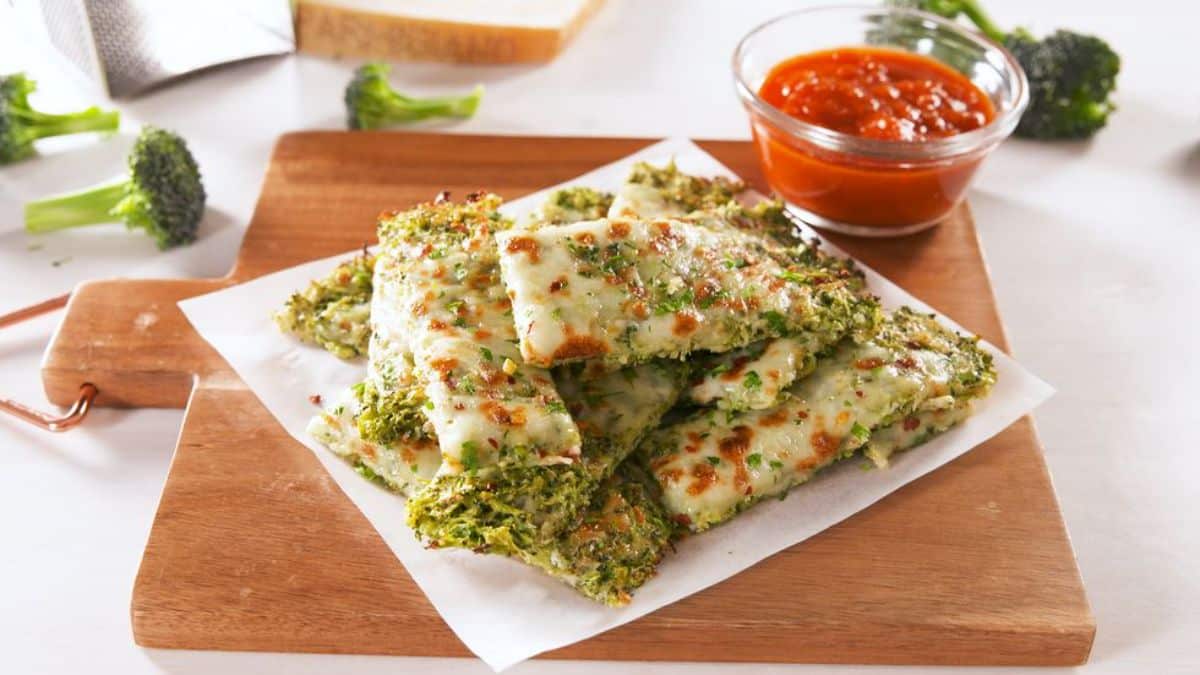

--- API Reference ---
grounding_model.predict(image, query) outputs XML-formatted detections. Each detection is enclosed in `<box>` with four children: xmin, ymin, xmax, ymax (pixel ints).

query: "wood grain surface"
<box><xmin>41</xmin><ymin>132</ymin><xmax>1094</xmax><ymax>665</ymax></box>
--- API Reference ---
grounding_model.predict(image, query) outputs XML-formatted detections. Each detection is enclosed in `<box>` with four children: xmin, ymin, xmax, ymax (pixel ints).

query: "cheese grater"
<box><xmin>37</xmin><ymin>0</ymin><xmax>295</xmax><ymax>98</ymax></box>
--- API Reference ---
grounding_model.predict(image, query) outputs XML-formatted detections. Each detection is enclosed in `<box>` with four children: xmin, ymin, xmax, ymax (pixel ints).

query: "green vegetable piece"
<box><xmin>1</xmin><ymin>72</ymin><xmax>119</xmax><ymax>164</ymax></box>
<box><xmin>24</xmin><ymin>126</ymin><xmax>205</xmax><ymax>249</ymax></box>
<box><xmin>743</xmin><ymin>371</ymin><xmax>762</xmax><ymax>390</ymax></box>
<box><xmin>345</xmin><ymin>63</ymin><xmax>482</xmax><ymax>130</ymax></box>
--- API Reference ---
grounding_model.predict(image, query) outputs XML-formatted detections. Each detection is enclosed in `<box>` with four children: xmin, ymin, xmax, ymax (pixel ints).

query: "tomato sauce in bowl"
<box><xmin>759</xmin><ymin>48</ymin><xmax>995</xmax><ymax>142</ymax></box>
<box><xmin>733</xmin><ymin>7</ymin><xmax>1028</xmax><ymax>237</ymax></box>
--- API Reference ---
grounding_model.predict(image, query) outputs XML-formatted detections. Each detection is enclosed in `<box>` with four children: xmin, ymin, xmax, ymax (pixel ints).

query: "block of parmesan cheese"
<box><xmin>296</xmin><ymin>0</ymin><xmax>605</xmax><ymax>64</ymax></box>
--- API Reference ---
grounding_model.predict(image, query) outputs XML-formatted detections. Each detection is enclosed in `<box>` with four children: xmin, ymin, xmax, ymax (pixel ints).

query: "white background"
<box><xmin>1</xmin><ymin>1</ymin><xmax>1196</xmax><ymax>673</ymax></box>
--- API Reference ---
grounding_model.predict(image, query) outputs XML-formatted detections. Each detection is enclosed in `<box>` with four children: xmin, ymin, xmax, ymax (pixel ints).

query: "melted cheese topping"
<box><xmin>863</xmin><ymin>400</ymin><xmax>973</xmax><ymax>468</ymax></box>
<box><xmin>375</xmin><ymin>196</ymin><xmax>581</xmax><ymax>473</ymax></box>
<box><xmin>643</xmin><ymin>309</ymin><xmax>994</xmax><ymax>531</ymax></box>
<box><xmin>687</xmin><ymin>335</ymin><xmax>821</xmax><ymax>411</ymax></box>
<box><xmin>607</xmin><ymin>182</ymin><xmax>681</xmax><ymax>219</ymax></box>
<box><xmin>497</xmin><ymin>216</ymin><xmax>862</xmax><ymax>367</ymax></box>
<box><xmin>555</xmin><ymin>360</ymin><xmax>688</xmax><ymax>479</ymax></box>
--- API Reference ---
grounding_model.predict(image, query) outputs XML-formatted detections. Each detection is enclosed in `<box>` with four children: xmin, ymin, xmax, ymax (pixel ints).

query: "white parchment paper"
<box><xmin>178</xmin><ymin>138</ymin><xmax>1053</xmax><ymax>671</ymax></box>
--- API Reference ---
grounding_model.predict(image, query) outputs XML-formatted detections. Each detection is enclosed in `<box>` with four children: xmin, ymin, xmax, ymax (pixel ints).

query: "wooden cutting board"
<box><xmin>41</xmin><ymin>132</ymin><xmax>1094</xmax><ymax>666</ymax></box>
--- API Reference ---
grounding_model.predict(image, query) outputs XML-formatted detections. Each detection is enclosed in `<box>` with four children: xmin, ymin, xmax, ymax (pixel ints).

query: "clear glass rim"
<box><xmin>732</xmin><ymin>4</ymin><xmax>1030</xmax><ymax>162</ymax></box>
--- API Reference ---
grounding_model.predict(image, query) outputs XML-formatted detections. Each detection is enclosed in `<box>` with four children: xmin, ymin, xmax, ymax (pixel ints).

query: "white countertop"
<box><xmin>1</xmin><ymin>1</ymin><xmax>1196</xmax><ymax>673</ymax></box>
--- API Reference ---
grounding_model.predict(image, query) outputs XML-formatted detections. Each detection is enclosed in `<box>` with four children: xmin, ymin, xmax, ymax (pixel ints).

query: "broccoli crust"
<box><xmin>274</xmin><ymin>252</ymin><xmax>375</xmax><ymax>358</ymax></box>
<box><xmin>625</xmin><ymin>160</ymin><xmax>745</xmax><ymax>214</ymax></box>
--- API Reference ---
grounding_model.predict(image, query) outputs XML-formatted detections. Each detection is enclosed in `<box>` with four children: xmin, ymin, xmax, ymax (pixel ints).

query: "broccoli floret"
<box><xmin>887</xmin><ymin>1</ymin><xmax>1119</xmax><ymax>139</ymax></box>
<box><xmin>1004</xmin><ymin>30</ymin><xmax>1119</xmax><ymax>139</ymax></box>
<box><xmin>345</xmin><ymin>63</ymin><xmax>482</xmax><ymax>130</ymax></box>
<box><xmin>1</xmin><ymin>72</ymin><xmax>120</xmax><ymax>164</ymax></box>
<box><xmin>24</xmin><ymin>126</ymin><xmax>206</xmax><ymax>249</ymax></box>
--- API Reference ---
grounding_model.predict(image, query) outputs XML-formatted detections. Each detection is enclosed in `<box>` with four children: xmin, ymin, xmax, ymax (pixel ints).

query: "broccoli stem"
<box><xmin>22</xmin><ymin>107</ymin><xmax>120</xmax><ymax>141</ymax></box>
<box><xmin>386</xmin><ymin>85</ymin><xmax>483</xmax><ymax>123</ymax></box>
<box><xmin>24</xmin><ymin>181</ymin><xmax>128</xmax><ymax>233</ymax></box>
<box><xmin>947</xmin><ymin>0</ymin><xmax>1008</xmax><ymax>43</ymax></box>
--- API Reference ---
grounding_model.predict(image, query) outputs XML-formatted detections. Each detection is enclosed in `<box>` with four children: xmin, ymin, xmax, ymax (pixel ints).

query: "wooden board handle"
<box><xmin>42</xmin><ymin>278</ymin><xmax>233</xmax><ymax>408</ymax></box>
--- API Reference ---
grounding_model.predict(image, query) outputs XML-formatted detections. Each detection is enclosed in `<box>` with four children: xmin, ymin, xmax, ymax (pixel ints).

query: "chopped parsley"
<box><xmin>654</xmin><ymin>287</ymin><xmax>694</xmax><ymax>316</ymax></box>
<box><xmin>546</xmin><ymin>400</ymin><xmax>567</xmax><ymax>414</ymax></box>
<box><xmin>708</xmin><ymin>362</ymin><xmax>731</xmax><ymax>377</ymax></box>
<box><xmin>850</xmin><ymin>422</ymin><xmax>871</xmax><ymax>443</ymax></box>
<box><xmin>743</xmin><ymin>370</ymin><xmax>762</xmax><ymax>390</ymax></box>
<box><xmin>355</xmin><ymin>463</ymin><xmax>380</xmax><ymax>482</ymax></box>
<box><xmin>460</xmin><ymin>441</ymin><xmax>480</xmax><ymax>473</ymax></box>
<box><xmin>479</xmin><ymin>346</ymin><xmax>493</xmax><ymax>362</ymax></box>
<box><xmin>769</xmin><ymin>459</ymin><xmax>784</xmax><ymax>470</ymax></box>
<box><xmin>746</xmin><ymin>453</ymin><xmax>762</xmax><ymax>468</ymax></box>
<box><xmin>762</xmin><ymin>310</ymin><xmax>788</xmax><ymax>335</ymax></box>
<box><xmin>705</xmin><ymin>456</ymin><xmax>721</xmax><ymax>466</ymax></box>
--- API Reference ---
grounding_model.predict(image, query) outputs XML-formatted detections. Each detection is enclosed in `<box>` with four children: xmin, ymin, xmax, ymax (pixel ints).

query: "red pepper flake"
<box><xmin>796</xmin><ymin>410</ymin><xmax>809</xmax><ymax>419</ymax></box>
<box><xmin>895</xmin><ymin>356</ymin><xmax>917</xmax><ymax>369</ymax></box>
<box><xmin>487</xmin><ymin>438</ymin><xmax>499</xmax><ymax>449</ymax></box>
<box><xmin>506</xmin><ymin>236</ymin><xmax>540</xmax><ymax>263</ymax></box>
<box><xmin>903</xmin><ymin>416</ymin><xmax>921</xmax><ymax>431</ymax></box>
<box><xmin>855</xmin><ymin>357</ymin><xmax>885</xmax><ymax>370</ymax></box>
<box><xmin>855</xmin><ymin>389</ymin><xmax>864</xmax><ymax>398</ymax></box>
<box><xmin>308</xmin><ymin>394</ymin><xmax>322</xmax><ymax>405</ymax></box>
<box><xmin>672</xmin><ymin>514</ymin><xmax>693</xmax><ymax>527</ymax></box>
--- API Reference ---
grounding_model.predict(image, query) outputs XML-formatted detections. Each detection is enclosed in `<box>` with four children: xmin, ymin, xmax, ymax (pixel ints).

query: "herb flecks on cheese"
<box><xmin>497</xmin><ymin>215</ymin><xmax>877</xmax><ymax>368</ymax></box>
<box><xmin>685</xmin><ymin>225</ymin><xmax>873</xmax><ymax>410</ymax></box>
<box><xmin>274</xmin><ymin>251</ymin><xmax>375</xmax><ymax>359</ymax></box>
<box><xmin>375</xmin><ymin>193</ymin><xmax>581</xmax><ymax>472</ymax></box>
<box><xmin>642</xmin><ymin>308</ymin><xmax>996</xmax><ymax>531</ymax></box>
<box><xmin>687</xmin><ymin>336</ymin><xmax>821</xmax><ymax>411</ymax></box>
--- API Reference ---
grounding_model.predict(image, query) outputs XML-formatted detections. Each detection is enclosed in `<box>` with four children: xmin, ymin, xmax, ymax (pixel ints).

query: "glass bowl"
<box><xmin>733</xmin><ymin>4</ymin><xmax>1028</xmax><ymax>237</ymax></box>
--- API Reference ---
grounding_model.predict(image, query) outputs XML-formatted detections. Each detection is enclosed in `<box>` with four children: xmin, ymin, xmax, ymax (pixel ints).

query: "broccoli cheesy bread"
<box><xmin>279</xmin><ymin>160</ymin><xmax>1000</xmax><ymax>608</ymax></box>
<box><xmin>496</xmin><ymin>215</ymin><xmax>876</xmax><ymax>369</ymax></box>
<box><xmin>274</xmin><ymin>251</ymin><xmax>375</xmax><ymax>359</ymax></box>
<box><xmin>406</xmin><ymin>359</ymin><xmax>686</xmax><ymax>569</ymax></box>
<box><xmin>641</xmin><ymin>307</ymin><xmax>996</xmax><ymax>531</ymax></box>
<box><xmin>373</xmin><ymin>193</ymin><xmax>581</xmax><ymax>472</ymax></box>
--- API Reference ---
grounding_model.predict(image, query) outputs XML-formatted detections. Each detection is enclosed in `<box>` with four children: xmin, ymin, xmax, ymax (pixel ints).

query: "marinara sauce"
<box><xmin>750</xmin><ymin>47</ymin><xmax>997</xmax><ymax>230</ymax></box>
